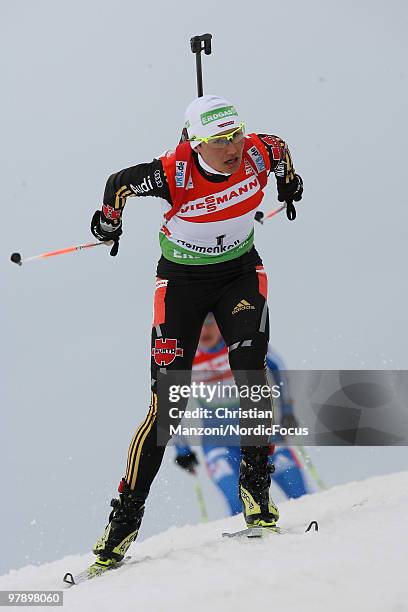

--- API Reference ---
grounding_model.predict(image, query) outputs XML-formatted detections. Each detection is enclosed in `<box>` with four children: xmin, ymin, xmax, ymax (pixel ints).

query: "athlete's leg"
<box><xmin>213</xmin><ymin>265</ymin><xmax>279</xmax><ymax>527</ymax></box>
<box><xmin>125</xmin><ymin>276</ymin><xmax>207</xmax><ymax>498</ymax></box>
<box><xmin>213</xmin><ymin>265</ymin><xmax>271</xmax><ymax>448</ymax></box>
<box><xmin>94</xmin><ymin>276</ymin><xmax>207</xmax><ymax>562</ymax></box>
<box><xmin>203</xmin><ymin>445</ymin><xmax>241</xmax><ymax>516</ymax></box>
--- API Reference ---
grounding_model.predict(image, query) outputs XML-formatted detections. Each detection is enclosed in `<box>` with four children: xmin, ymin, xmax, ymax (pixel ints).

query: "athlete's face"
<box><xmin>198</xmin><ymin>320</ymin><xmax>222</xmax><ymax>349</ymax></box>
<box><xmin>196</xmin><ymin>132</ymin><xmax>245</xmax><ymax>174</ymax></box>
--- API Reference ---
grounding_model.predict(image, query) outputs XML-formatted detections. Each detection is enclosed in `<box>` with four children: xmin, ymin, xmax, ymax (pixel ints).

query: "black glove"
<box><xmin>281</xmin><ymin>414</ymin><xmax>299</xmax><ymax>430</ymax></box>
<box><xmin>91</xmin><ymin>210</ymin><xmax>122</xmax><ymax>257</ymax></box>
<box><xmin>277</xmin><ymin>174</ymin><xmax>303</xmax><ymax>203</ymax></box>
<box><xmin>175</xmin><ymin>451</ymin><xmax>199</xmax><ymax>473</ymax></box>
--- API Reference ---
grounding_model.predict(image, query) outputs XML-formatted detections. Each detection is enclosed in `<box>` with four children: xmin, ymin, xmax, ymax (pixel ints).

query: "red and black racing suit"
<box><xmin>99</xmin><ymin>135</ymin><xmax>301</xmax><ymax>498</ymax></box>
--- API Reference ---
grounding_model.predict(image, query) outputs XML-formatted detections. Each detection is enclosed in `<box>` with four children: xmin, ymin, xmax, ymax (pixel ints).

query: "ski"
<box><xmin>63</xmin><ymin>522</ymin><xmax>319</xmax><ymax>584</ymax></box>
<box><xmin>222</xmin><ymin>521</ymin><xmax>318</xmax><ymax>538</ymax></box>
<box><xmin>222</xmin><ymin>526</ymin><xmax>282</xmax><ymax>538</ymax></box>
<box><xmin>63</xmin><ymin>556</ymin><xmax>131</xmax><ymax>587</ymax></box>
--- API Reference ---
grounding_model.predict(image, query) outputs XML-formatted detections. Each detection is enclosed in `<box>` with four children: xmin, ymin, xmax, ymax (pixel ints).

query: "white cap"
<box><xmin>184</xmin><ymin>95</ymin><xmax>242</xmax><ymax>149</ymax></box>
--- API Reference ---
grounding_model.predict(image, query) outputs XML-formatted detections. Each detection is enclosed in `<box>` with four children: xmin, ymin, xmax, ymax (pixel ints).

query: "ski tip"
<box><xmin>305</xmin><ymin>520</ymin><xmax>319</xmax><ymax>532</ymax></box>
<box><xmin>63</xmin><ymin>572</ymin><xmax>75</xmax><ymax>586</ymax></box>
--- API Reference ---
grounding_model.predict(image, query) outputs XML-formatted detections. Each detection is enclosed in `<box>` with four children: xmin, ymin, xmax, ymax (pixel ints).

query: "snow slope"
<box><xmin>1</xmin><ymin>472</ymin><xmax>407</xmax><ymax>612</ymax></box>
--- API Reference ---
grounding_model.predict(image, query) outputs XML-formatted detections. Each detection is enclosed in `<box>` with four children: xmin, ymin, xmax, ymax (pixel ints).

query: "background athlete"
<box><xmin>89</xmin><ymin>94</ymin><xmax>303</xmax><ymax>568</ymax></box>
<box><xmin>174</xmin><ymin>314</ymin><xmax>309</xmax><ymax>516</ymax></box>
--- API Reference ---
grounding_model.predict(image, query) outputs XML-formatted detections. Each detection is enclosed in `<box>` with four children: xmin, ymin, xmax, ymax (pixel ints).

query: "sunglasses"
<box><xmin>191</xmin><ymin>123</ymin><xmax>246</xmax><ymax>149</ymax></box>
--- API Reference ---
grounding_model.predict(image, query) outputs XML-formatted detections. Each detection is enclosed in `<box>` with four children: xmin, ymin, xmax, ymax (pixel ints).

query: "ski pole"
<box><xmin>193</xmin><ymin>475</ymin><xmax>209</xmax><ymax>523</ymax></box>
<box><xmin>10</xmin><ymin>240</ymin><xmax>112</xmax><ymax>266</ymax></box>
<box><xmin>297</xmin><ymin>446</ymin><xmax>327</xmax><ymax>491</ymax></box>
<box><xmin>255</xmin><ymin>204</ymin><xmax>286</xmax><ymax>225</ymax></box>
<box><xmin>255</xmin><ymin>200</ymin><xmax>297</xmax><ymax>225</ymax></box>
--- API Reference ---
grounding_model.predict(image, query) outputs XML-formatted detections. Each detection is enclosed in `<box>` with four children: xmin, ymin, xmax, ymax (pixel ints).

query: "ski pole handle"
<box><xmin>10</xmin><ymin>240</ymin><xmax>112</xmax><ymax>266</ymax></box>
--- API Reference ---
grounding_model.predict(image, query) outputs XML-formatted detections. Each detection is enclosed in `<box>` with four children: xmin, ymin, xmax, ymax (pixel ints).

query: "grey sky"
<box><xmin>1</xmin><ymin>0</ymin><xmax>408</xmax><ymax>575</ymax></box>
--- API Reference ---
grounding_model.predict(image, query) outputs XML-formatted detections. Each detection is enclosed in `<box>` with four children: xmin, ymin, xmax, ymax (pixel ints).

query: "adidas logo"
<box><xmin>232</xmin><ymin>299</ymin><xmax>255</xmax><ymax>315</ymax></box>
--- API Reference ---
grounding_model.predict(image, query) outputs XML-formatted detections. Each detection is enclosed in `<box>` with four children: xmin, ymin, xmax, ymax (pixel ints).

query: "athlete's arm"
<box><xmin>102</xmin><ymin>158</ymin><xmax>171</xmax><ymax>220</ymax></box>
<box><xmin>91</xmin><ymin>159</ymin><xmax>172</xmax><ymax>252</ymax></box>
<box><xmin>256</xmin><ymin>134</ymin><xmax>303</xmax><ymax>203</ymax></box>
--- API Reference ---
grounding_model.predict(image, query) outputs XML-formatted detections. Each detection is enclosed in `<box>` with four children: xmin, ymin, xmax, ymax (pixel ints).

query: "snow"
<box><xmin>1</xmin><ymin>472</ymin><xmax>407</xmax><ymax>612</ymax></box>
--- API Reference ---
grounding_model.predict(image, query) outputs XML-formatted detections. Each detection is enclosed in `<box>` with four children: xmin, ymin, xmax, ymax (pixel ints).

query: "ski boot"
<box><xmin>239</xmin><ymin>451</ymin><xmax>279</xmax><ymax>528</ymax></box>
<box><xmin>93</xmin><ymin>478</ymin><xmax>145</xmax><ymax>567</ymax></box>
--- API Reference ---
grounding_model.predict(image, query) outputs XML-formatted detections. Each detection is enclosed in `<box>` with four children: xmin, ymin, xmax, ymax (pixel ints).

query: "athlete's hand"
<box><xmin>175</xmin><ymin>451</ymin><xmax>199</xmax><ymax>474</ymax></box>
<box><xmin>91</xmin><ymin>210</ymin><xmax>122</xmax><ymax>257</ymax></box>
<box><xmin>277</xmin><ymin>174</ymin><xmax>303</xmax><ymax>203</ymax></box>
